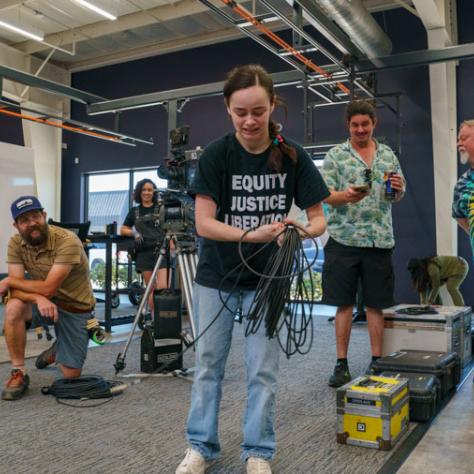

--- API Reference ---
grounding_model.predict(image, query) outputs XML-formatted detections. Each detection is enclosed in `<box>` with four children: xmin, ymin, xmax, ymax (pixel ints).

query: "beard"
<box><xmin>459</xmin><ymin>150</ymin><xmax>469</xmax><ymax>165</ymax></box>
<box><xmin>20</xmin><ymin>223</ymin><xmax>49</xmax><ymax>246</ymax></box>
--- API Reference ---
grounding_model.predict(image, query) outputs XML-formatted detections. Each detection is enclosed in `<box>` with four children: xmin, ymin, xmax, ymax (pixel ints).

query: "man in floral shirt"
<box><xmin>452</xmin><ymin>120</ymin><xmax>474</xmax><ymax>261</ymax></box>
<box><xmin>321</xmin><ymin>101</ymin><xmax>405</xmax><ymax>387</ymax></box>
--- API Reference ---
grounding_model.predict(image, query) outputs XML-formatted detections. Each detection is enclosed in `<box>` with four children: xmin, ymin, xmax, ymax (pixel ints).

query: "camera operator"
<box><xmin>120</xmin><ymin>179</ymin><xmax>171</xmax><ymax>312</ymax></box>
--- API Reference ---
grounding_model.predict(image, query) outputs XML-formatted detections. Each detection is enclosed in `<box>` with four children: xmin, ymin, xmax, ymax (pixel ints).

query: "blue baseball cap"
<box><xmin>11</xmin><ymin>195</ymin><xmax>44</xmax><ymax>220</ymax></box>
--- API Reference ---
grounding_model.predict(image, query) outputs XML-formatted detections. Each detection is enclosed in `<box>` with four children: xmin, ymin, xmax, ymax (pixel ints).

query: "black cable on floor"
<box><xmin>41</xmin><ymin>375</ymin><xmax>127</xmax><ymax>407</ymax></box>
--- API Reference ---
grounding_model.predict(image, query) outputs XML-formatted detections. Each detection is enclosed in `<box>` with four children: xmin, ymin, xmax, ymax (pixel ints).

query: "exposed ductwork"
<box><xmin>312</xmin><ymin>0</ymin><xmax>392</xmax><ymax>58</ymax></box>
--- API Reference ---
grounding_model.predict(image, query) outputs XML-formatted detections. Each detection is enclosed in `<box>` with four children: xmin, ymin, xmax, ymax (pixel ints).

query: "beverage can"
<box><xmin>384</xmin><ymin>171</ymin><xmax>397</xmax><ymax>200</ymax></box>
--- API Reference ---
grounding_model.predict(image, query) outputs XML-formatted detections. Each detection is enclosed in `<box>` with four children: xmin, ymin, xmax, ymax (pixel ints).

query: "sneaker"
<box><xmin>246</xmin><ymin>457</ymin><xmax>272</xmax><ymax>474</ymax></box>
<box><xmin>175</xmin><ymin>448</ymin><xmax>207</xmax><ymax>474</ymax></box>
<box><xmin>328</xmin><ymin>362</ymin><xmax>352</xmax><ymax>388</ymax></box>
<box><xmin>1</xmin><ymin>369</ymin><xmax>30</xmax><ymax>400</ymax></box>
<box><xmin>35</xmin><ymin>340</ymin><xmax>57</xmax><ymax>369</ymax></box>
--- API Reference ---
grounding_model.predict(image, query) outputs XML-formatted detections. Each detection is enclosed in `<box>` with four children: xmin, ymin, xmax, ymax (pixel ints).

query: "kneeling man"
<box><xmin>0</xmin><ymin>196</ymin><xmax>95</xmax><ymax>400</ymax></box>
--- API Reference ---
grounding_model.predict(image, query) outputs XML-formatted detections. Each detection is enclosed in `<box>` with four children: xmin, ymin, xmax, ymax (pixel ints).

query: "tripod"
<box><xmin>114</xmin><ymin>231</ymin><xmax>198</xmax><ymax>373</ymax></box>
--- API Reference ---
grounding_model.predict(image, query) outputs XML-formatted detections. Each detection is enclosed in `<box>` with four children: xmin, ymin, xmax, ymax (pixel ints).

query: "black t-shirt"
<box><xmin>193</xmin><ymin>133</ymin><xmax>330</xmax><ymax>290</ymax></box>
<box><xmin>123</xmin><ymin>203</ymin><xmax>164</xmax><ymax>250</ymax></box>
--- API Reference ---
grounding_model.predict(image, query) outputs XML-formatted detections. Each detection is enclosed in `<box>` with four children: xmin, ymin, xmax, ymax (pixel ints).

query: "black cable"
<box><xmin>136</xmin><ymin>223</ymin><xmax>320</xmax><ymax>373</ymax></box>
<box><xmin>242</xmin><ymin>224</ymin><xmax>319</xmax><ymax>358</ymax></box>
<box><xmin>41</xmin><ymin>375</ymin><xmax>127</xmax><ymax>407</ymax></box>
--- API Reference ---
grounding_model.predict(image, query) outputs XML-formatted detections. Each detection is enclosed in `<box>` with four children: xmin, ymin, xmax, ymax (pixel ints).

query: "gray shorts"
<box><xmin>32</xmin><ymin>306</ymin><xmax>90</xmax><ymax>369</ymax></box>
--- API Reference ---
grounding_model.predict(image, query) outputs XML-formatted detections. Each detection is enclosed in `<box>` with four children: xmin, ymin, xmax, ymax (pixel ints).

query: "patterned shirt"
<box><xmin>452</xmin><ymin>167</ymin><xmax>474</xmax><ymax>259</ymax></box>
<box><xmin>321</xmin><ymin>139</ymin><xmax>404</xmax><ymax>249</ymax></box>
<box><xmin>7</xmin><ymin>225</ymin><xmax>95</xmax><ymax>311</ymax></box>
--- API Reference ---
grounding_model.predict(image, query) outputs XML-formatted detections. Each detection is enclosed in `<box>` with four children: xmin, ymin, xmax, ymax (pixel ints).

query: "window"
<box><xmin>87</xmin><ymin>172</ymin><xmax>129</xmax><ymax>233</ymax></box>
<box><xmin>133</xmin><ymin>169</ymin><xmax>167</xmax><ymax>190</ymax></box>
<box><xmin>85</xmin><ymin>167</ymin><xmax>165</xmax><ymax>233</ymax></box>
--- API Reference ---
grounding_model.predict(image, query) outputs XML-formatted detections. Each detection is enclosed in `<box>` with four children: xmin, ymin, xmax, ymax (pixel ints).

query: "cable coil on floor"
<box><xmin>42</xmin><ymin>375</ymin><xmax>127</xmax><ymax>406</ymax></box>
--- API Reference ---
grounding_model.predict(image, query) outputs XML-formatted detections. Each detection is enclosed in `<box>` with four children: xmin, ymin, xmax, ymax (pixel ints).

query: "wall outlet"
<box><xmin>74</xmin><ymin>157</ymin><xmax>79</xmax><ymax>164</ymax></box>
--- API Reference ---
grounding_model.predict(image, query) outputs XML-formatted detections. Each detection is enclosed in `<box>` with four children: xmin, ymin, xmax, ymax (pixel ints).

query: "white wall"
<box><xmin>0</xmin><ymin>141</ymin><xmax>36</xmax><ymax>273</ymax></box>
<box><xmin>0</xmin><ymin>42</ymin><xmax>70</xmax><ymax>220</ymax></box>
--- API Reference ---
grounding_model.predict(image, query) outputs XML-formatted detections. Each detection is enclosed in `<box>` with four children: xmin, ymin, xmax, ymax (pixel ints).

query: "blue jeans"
<box><xmin>186</xmin><ymin>283</ymin><xmax>280</xmax><ymax>461</ymax></box>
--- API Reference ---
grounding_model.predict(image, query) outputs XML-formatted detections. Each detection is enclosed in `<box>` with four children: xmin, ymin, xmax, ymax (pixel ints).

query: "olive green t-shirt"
<box><xmin>7</xmin><ymin>225</ymin><xmax>95</xmax><ymax>311</ymax></box>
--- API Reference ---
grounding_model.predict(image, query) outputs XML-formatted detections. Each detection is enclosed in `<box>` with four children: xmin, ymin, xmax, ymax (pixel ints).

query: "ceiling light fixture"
<box><xmin>0</xmin><ymin>20</ymin><xmax>44</xmax><ymax>41</ymax></box>
<box><xmin>73</xmin><ymin>0</ymin><xmax>117</xmax><ymax>21</ymax></box>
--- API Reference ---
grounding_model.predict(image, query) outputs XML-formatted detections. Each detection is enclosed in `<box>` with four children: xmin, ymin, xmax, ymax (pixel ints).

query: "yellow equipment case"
<box><xmin>336</xmin><ymin>375</ymin><xmax>409</xmax><ymax>450</ymax></box>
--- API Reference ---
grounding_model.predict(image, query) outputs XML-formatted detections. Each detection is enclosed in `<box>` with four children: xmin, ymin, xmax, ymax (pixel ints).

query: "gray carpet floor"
<box><xmin>0</xmin><ymin>318</ymin><xmax>414</xmax><ymax>474</ymax></box>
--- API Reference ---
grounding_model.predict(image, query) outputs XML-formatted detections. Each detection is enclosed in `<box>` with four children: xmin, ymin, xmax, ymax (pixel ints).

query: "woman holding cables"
<box><xmin>176</xmin><ymin>64</ymin><xmax>329</xmax><ymax>474</ymax></box>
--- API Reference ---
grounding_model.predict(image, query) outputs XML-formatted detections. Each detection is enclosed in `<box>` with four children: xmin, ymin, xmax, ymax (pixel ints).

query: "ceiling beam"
<box><xmin>0</xmin><ymin>1</ymin><xmax>23</xmax><ymax>10</ymax></box>
<box><xmin>13</xmin><ymin>0</ymin><xmax>248</xmax><ymax>55</ymax></box>
<box><xmin>0</xmin><ymin>64</ymin><xmax>106</xmax><ymax>104</ymax></box>
<box><xmin>353</xmin><ymin>42</ymin><xmax>474</xmax><ymax>73</ymax></box>
<box><xmin>67</xmin><ymin>25</ymin><xmax>269</xmax><ymax>72</ymax></box>
<box><xmin>412</xmin><ymin>0</ymin><xmax>445</xmax><ymax>29</ymax></box>
<box><xmin>87</xmin><ymin>70</ymin><xmax>305</xmax><ymax>115</ymax></box>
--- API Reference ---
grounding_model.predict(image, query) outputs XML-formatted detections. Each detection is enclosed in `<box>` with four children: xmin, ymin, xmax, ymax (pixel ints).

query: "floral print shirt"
<box><xmin>321</xmin><ymin>139</ymin><xmax>404</xmax><ymax>249</ymax></box>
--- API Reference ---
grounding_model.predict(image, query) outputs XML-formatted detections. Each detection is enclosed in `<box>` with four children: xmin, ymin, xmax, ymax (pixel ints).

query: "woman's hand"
<box><xmin>247</xmin><ymin>222</ymin><xmax>285</xmax><ymax>244</ymax></box>
<box><xmin>132</xmin><ymin>230</ymin><xmax>144</xmax><ymax>244</ymax></box>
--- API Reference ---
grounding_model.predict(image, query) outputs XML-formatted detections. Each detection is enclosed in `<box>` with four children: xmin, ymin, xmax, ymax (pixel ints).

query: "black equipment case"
<box><xmin>372</xmin><ymin>350</ymin><xmax>460</xmax><ymax>400</ymax></box>
<box><xmin>380</xmin><ymin>371</ymin><xmax>440</xmax><ymax>422</ymax></box>
<box><xmin>140</xmin><ymin>289</ymin><xmax>183</xmax><ymax>373</ymax></box>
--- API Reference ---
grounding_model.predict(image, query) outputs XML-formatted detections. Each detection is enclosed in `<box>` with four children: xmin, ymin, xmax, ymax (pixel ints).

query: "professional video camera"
<box><xmin>115</xmin><ymin>127</ymin><xmax>201</xmax><ymax>375</ymax></box>
<box><xmin>157</xmin><ymin>126</ymin><xmax>200</xmax><ymax>193</ymax></box>
<box><xmin>156</xmin><ymin>126</ymin><xmax>202</xmax><ymax>234</ymax></box>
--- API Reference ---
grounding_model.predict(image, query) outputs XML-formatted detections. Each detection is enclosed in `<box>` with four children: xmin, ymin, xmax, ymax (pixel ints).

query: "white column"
<box><xmin>413</xmin><ymin>0</ymin><xmax>458</xmax><ymax>255</ymax></box>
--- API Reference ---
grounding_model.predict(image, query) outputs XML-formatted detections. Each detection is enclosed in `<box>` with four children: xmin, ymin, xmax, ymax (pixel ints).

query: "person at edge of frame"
<box><xmin>320</xmin><ymin>100</ymin><xmax>406</xmax><ymax>388</ymax></box>
<box><xmin>0</xmin><ymin>196</ymin><xmax>96</xmax><ymax>401</ymax></box>
<box><xmin>451</xmin><ymin>119</ymin><xmax>474</xmax><ymax>385</ymax></box>
<box><xmin>453</xmin><ymin>119</ymin><xmax>474</xmax><ymax>261</ymax></box>
<box><xmin>175</xmin><ymin>64</ymin><xmax>329</xmax><ymax>474</ymax></box>
<box><xmin>120</xmin><ymin>178</ymin><xmax>171</xmax><ymax>314</ymax></box>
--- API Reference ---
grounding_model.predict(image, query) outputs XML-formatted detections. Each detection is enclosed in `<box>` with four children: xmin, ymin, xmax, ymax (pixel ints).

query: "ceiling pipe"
<box><xmin>313</xmin><ymin>0</ymin><xmax>392</xmax><ymax>58</ymax></box>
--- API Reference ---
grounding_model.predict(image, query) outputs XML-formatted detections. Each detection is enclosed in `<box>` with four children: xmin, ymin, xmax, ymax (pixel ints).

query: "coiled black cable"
<box><xmin>240</xmin><ymin>224</ymin><xmax>319</xmax><ymax>358</ymax></box>
<box><xmin>130</xmin><ymin>223</ymin><xmax>320</xmax><ymax>374</ymax></box>
<box><xmin>41</xmin><ymin>375</ymin><xmax>126</xmax><ymax>407</ymax></box>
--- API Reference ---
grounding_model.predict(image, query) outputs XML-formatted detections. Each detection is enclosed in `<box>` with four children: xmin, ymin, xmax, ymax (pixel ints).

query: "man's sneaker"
<box><xmin>1</xmin><ymin>369</ymin><xmax>30</xmax><ymax>400</ymax></box>
<box><xmin>175</xmin><ymin>448</ymin><xmax>208</xmax><ymax>474</ymax></box>
<box><xmin>35</xmin><ymin>340</ymin><xmax>57</xmax><ymax>369</ymax></box>
<box><xmin>246</xmin><ymin>457</ymin><xmax>272</xmax><ymax>474</ymax></box>
<box><xmin>328</xmin><ymin>362</ymin><xmax>352</xmax><ymax>388</ymax></box>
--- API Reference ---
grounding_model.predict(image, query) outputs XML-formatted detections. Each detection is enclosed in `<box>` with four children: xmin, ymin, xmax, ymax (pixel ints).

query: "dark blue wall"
<box><xmin>64</xmin><ymin>6</ymin><xmax>470</xmax><ymax>304</ymax></box>
<box><xmin>0</xmin><ymin>111</ymin><xmax>24</xmax><ymax>146</ymax></box>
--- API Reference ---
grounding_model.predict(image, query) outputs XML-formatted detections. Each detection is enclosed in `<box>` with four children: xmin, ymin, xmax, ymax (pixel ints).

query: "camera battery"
<box><xmin>140</xmin><ymin>326</ymin><xmax>183</xmax><ymax>373</ymax></box>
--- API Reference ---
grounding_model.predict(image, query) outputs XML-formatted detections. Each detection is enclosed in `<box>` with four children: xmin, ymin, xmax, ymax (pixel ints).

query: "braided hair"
<box><xmin>223</xmin><ymin>64</ymin><xmax>297</xmax><ymax>172</ymax></box>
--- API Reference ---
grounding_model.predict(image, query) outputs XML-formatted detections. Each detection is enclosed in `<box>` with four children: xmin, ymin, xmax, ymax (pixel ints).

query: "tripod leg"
<box><xmin>114</xmin><ymin>244</ymin><xmax>167</xmax><ymax>373</ymax></box>
<box><xmin>177</xmin><ymin>251</ymin><xmax>197</xmax><ymax>339</ymax></box>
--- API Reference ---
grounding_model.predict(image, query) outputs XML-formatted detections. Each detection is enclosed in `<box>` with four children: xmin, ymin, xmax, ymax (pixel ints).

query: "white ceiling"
<box><xmin>0</xmin><ymin>0</ymin><xmax>413</xmax><ymax>72</ymax></box>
